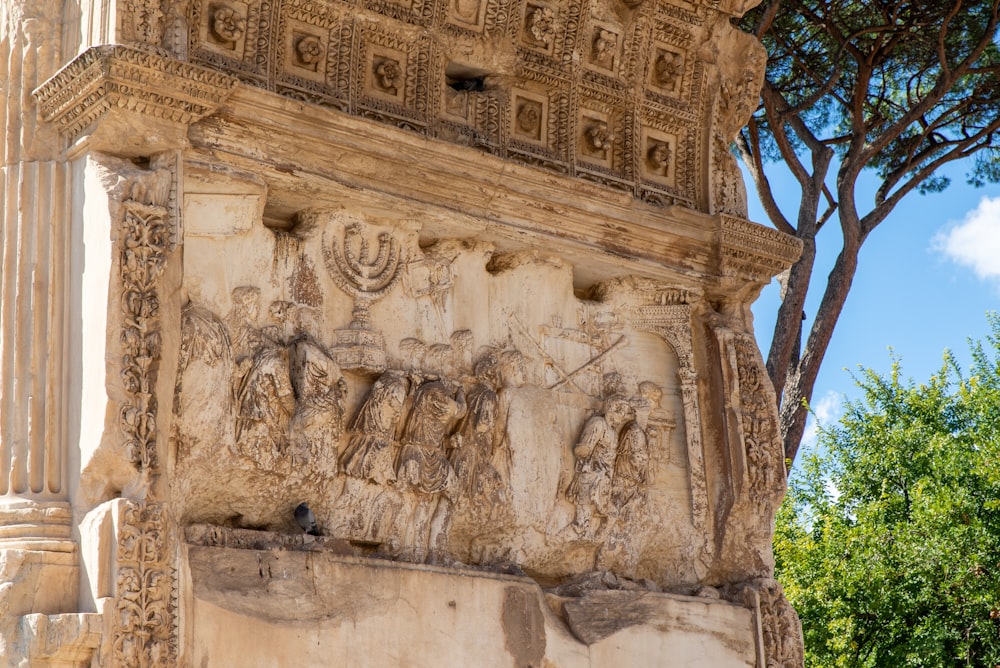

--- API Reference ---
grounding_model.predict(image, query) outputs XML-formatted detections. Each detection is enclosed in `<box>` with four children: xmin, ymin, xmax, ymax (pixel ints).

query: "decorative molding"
<box><xmin>0</xmin><ymin>501</ymin><xmax>74</xmax><ymax>547</ymax></box>
<box><xmin>32</xmin><ymin>46</ymin><xmax>238</xmax><ymax>144</ymax></box>
<box><xmin>171</xmin><ymin>0</ymin><xmax>735</xmax><ymax>212</ymax></box>
<box><xmin>719</xmin><ymin>216</ymin><xmax>803</xmax><ymax>284</ymax></box>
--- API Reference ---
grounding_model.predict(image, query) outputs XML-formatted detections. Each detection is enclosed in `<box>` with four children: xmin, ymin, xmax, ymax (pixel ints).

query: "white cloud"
<box><xmin>800</xmin><ymin>390</ymin><xmax>841</xmax><ymax>452</ymax></box>
<box><xmin>933</xmin><ymin>196</ymin><xmax>1000</xmax><ymax>282</ymax></box>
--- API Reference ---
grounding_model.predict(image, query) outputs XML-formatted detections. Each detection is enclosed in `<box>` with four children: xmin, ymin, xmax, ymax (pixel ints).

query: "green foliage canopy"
<box><xmin>737</xmin><ymin>1</ymin><xmax>1000</xmax><ymax>466</ymax></box>
<box><xmin>775</xmin><ymin>315</ymin><xmax>1000</xmax><ymax>666</ymax></box>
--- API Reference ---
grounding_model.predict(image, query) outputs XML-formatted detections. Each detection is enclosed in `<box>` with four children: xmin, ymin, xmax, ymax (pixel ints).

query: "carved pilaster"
<box><xmin>97</xmin><ymin>159</ymin><xmax>180</xmax><ymax>666</ymax></box>
<box><xmin>0</xmin><ymin>0</ymin><xmax>79</xmax><ymax>649</ymax></box>
<box><xmin>715</xmin><ymin>325</ymin><xmax>786</xmax><ymax>508</ymax></box>
<box><xmin>111</xmin><ymin>500</ymin><xmax>176</xmax><ymax>667</ymax></box>
<box><xmin>0</xmin><ymin>161</ymin><xmax>71</xmax><ymax>502</ymax></box>
<box><xmin>118</xmin><ymin>170</ymin><xmax>173</xmax><ymax>471</ymax></box>
<box><xmin>727</xmin><ymin>578</ymin><xmax>804</xmax><ymax>668</ymax></box>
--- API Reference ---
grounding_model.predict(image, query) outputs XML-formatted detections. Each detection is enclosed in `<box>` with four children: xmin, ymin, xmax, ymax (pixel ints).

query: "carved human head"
<box><xmin>603</xmin><ymin>394</ymin><xmax>632</xmax><ymax>427</ymax></box>
<box><xmin>231</xmin><ymin>286</ymin><xmax>261</xmax><ymax>320</ymax></box>
<box><xmin>372</xmin><ymin>371</ymin><xmax>410</xmax><ymax>421</ymax></box>
<box><xmin>399</xmin><ymin>337</ymin><xmax>427</xmax><ymax>372</ymax></box>
<box><xmin>426</xmin><ymin>343</ymin><xmax>456</xmax><ymax>377</ymax></box>
<box><xmin>499</xmin><ymin>350</ymin><xmax>526</xmax><ymax>388</ymax></box>
<box><xmin>473</xmin><ymin>348</ymin><xmax>502</xmax><ymax>388</ymax></box>
<box><xmin>638</xmin><ymin>381</ymin><xmax>662</xmax><ymax>409</ymax></box>
<box><xmin>602</xmin><ymin>371</ymin><xmax>624</xmax><ymax>397</ymax></box>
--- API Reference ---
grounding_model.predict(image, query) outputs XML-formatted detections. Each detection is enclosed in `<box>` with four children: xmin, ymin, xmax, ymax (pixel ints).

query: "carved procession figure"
<box><xmin>289</xmin><ymin>315</ymin><xmax>348</xmax><ymax>469</ymax></box>
<box><xmin>232</xmin><ymin>303</ymin><xmax>299</xmax><ymax>472</ymax></box>
<box><xmin>449</xmin><ymin>350</ymin><xmax>502</xmax><ymax>506</ymax></box>
<box><xmin>427</xmin><ymin>349</ymin><xmax>504</xmax><ymax>559</ymax></box>
<box><xmin>337</xmin><ymin>370</ymin><xmax>411</xmax><ymax>543</ymax></box>
<box><xmin>491</xmin><ymin>349</ymin><xmax>527</xmax><ymax>488</ymax></box>
<box><xmin>566</xmin><ymin>394</ymin><xmax>632</xmax><ymax>538</ymax></box>
<box><xmin>397</xmin><ymin>344</ymin><xmax>468</xmax><ymax>561</ymax></box>
<box><xmin>340</xmin><ymin>370</ymin><xmax>410</xmax><ymax>485</ymax></box>
<box><xmin>610</xmin><ymin>382</ymin><xmax>662</xmax><ymax>513</ymax></box>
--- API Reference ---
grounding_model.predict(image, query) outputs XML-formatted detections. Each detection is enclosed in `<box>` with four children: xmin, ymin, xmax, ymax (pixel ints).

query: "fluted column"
<box><xmin>0</xmin><ymin>3</ymin><xmax>79</xmax><ymax>653</ymax></box>
<box><xmin>0</xmin><ymin>161</ymin><xmax>70</xmax><ymax>503</ymax></box>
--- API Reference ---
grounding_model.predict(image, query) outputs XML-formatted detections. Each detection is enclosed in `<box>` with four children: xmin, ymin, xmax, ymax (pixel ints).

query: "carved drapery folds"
<box><xmin>172</xmin><ymin>216</ymin><xmax>713</xmax><ymax>583</ymax></box>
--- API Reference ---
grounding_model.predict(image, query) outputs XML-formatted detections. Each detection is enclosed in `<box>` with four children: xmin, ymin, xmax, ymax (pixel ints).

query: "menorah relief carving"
<box><xmin>323</xmin><ymin>222</ymin><xmax>404</xmax><ymax>373</ymax></box>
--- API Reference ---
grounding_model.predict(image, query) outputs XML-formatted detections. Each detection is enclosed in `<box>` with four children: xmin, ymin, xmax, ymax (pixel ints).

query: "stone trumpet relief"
<box><xmin>174</xmin><ymin>210</ymin><xmax>705</xmax><ymax>585</ymax></box>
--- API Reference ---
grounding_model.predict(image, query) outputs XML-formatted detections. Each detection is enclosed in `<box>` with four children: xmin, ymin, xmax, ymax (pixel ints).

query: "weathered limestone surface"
<box><xmin>0</xmin><ymin>0</ymin><xmax>807</xmax><ymax>663</ymax></box>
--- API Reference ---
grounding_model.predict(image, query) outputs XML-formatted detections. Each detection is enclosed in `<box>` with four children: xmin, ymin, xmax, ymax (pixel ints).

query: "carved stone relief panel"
<box><xmin>649</xmin><ymin>45</ymin><xmax>684</xmax><ymax>96</ymax></box>
<box><xmin>639</xmin><ymin>127</ymin><xmax>676</xmax><ymax>186</ymax></box>
<box><xmin>576</xmin><ymin>85</ymin><xmax>627</xmax><ymax>184</ymax></box>
<box><xmin>506</xmin><ymin>76</ymin><xmax>571</xmax><ymax>166</ymax></box>
<box><xmin>521</xmin><ymin>2</ymin><xmax>559</xmax><ymax>54</ymax></box>
<box><xmin>173</xmin><ymin>205</ymin><xmax>710</xmax><ymax>585</ymax></box>
<box><xmin>273</xmin><ymin>0</ymin><xmax>351</xmax><ymax>106</ymax></box>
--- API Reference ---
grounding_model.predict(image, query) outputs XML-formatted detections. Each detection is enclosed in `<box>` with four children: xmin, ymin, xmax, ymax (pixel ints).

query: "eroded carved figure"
<box><xmin>340</xmin><ymin>370</ymin><xmax>410</xmax><ymax>485</ymax></box>
<box><xmin>289</xmin><ymin>330</ymin><xmax>347</xmax><ymax>467</ymax></box>
<box><xmin>567</xmin><ymin>394</ymin><xmax>632</xmax><ymax>538</ymax></box>
<box><xmin>397</xmin><ymin>346</ymin><xmax>468</xmax><ymax>560</ymax></box>
<box><xmin>449</xmin><ymin>350</ymin><xmax>503</xmax><ymax>505</ymax></box>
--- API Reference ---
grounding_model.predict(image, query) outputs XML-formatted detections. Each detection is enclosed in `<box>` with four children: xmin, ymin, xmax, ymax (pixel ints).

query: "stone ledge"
<box><xmin>184</xmin><ymin>541</ymin><xmax>759</xmax><ymax>666</ymax></box>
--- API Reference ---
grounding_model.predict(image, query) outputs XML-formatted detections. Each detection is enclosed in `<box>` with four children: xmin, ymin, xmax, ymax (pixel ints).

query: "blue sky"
<box><xmin>745</xmin><ymin>161</ymin><xmax>1000</xmax><ymax>451</ymax></box>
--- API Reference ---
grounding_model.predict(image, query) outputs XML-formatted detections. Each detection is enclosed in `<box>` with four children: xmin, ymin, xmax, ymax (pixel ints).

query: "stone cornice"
<box><xmin>186</xmin><ymin>86</ymin><xmax>799</xmax><ymax>289</ymax></box>
<box><xmin>33</xmin><ymin>46</ymin><xmax>238</xmax><ymax>148</ymax></box>
<box><xmin>719</xmin><ymin>215</ymin><xmax>803</xmax><ymax>284</ymax></box>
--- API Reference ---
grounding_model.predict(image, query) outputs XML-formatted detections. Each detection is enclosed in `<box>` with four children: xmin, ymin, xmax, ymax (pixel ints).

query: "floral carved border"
<box><xmin>119</xmin><ymin>177</ymin><xmax>172</xmax><ymax>471</ymax></box>
<box><xmin>110</xmin><ymin>163</ymin><xmax>178</xmax><ymax>667</ymax></box>
<box><xmin>112</xmin><ymin>501</ymin><xmax>175</xmax><ymax>667</ymax></box>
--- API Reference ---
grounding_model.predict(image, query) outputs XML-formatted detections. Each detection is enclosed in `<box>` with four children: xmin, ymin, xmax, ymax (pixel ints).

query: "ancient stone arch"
<box><xmin>1</xmin><ymin>0</ymin><xmax>805</xmax><ymax>664</ymax></box>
